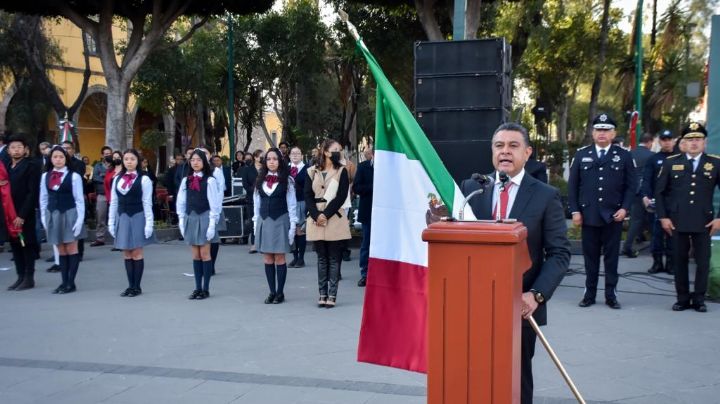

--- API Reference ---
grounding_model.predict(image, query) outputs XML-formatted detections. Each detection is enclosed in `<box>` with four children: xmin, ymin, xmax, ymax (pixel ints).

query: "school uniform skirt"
<box><xmin>45</xmin><ymin>208</ymin><xmax>87</xmax><ymax>245</ymax></box>
<box><xmin>183</xmin><ymin>210</ymin><xmax>220</xmax><ymax>246</ymax></box>
<box><xmin>256</xmin><ymin>213</ymin><xmax>291</xmax><ymax>254</ymax></box>
<box><xmin>115</xmin><ymin>212</ymin><xmax>155</xmax><ymax>250</ymax></box>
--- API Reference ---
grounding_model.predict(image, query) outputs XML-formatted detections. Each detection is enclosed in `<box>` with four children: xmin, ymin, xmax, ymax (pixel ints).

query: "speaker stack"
<box><xmin>414</xmin><ymin>39</ymin><xmax>512</xmax><ymax>183</ymax></box>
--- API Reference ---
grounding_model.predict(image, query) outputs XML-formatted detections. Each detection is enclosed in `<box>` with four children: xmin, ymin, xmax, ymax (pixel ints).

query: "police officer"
<box><xmin>655</xmin><ymin>122</ymin><xmax>720</xmax><ymax>313</ymax></box>
<box><xmin>643</xmin><ymin>130</ymin><xmax>675</xmax><ymax>274</ymax></box>
<box><xmin>569</xmin><ymin>113</ymin><xmax>637</xmax><ymax>309</ymax></box>
<box><xmin>621</xmin><ymin>132</ymin><xmax>654</xmax><ymax>257</ymax></box>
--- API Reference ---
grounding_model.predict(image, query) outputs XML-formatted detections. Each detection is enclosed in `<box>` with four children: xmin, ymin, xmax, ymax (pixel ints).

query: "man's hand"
<box><xmin>572</xmin><ymin>212</ymin><xmax>582</xmax><ymax>227</ymax></box>
<box><xmin>660</xmin><ymin>218</ymin><xmax>675</xmax><ymax>235</ymax></box>
<box><xmin>613</xmin><ymin>208</ymin><xmax>627</xmax><ymax>222</ymax></box>
<box><xmin>705</xmin><ymin>218</ymin><xmax>720</xmax><ymax>236</ymax></box>
<box><xmin>642</xmin><ymin>197</ymin><xmax>652</xmax><ymax>208</ymax></box>
<box><xmin>13</xmin><ymin>217</ymin><xmax>24</xmax><ymax>229</ymax></box>
<box><xmin>521</xmin><ymin>292</ymin><xmax>539</xmax><ymax>320</ymax></box>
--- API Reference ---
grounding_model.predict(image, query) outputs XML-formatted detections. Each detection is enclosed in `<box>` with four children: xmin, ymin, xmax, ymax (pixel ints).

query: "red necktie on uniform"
<box><xmin>492</xmin><ymin>182</ymin><xmax>513</xmax><ymax>220</ymax></box>
<box><xmin>121</xmin><ymin>173</ymin><xmax>137</xmax><ymax>189</ymax></box>
<box><xmin>189</xmin><ymin>175</ymin><xmax>201</xmax><ymax>191</ymax></box>
<box><xmin>266</xmin><ymin>174</ymin><xmax>278</xmax><ymax>188</ymax></box>
<box><xmin>49</xmin><ymin>171</ymin><xmax>63</xmax><ymax>189</ymax></box>
<box><xmin>290</xmin><ymin>166</ymin><xmax>298</xmax><ymax>178</ymax></box>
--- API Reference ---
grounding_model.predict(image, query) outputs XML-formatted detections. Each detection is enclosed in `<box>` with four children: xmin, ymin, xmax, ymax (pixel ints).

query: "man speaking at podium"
<box><xmin>460</xmin><ymin>123</ymin><xmax>571</xmax><ymax>404</ymax></box>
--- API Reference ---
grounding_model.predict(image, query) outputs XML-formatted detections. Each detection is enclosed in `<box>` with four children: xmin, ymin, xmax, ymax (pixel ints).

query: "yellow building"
<box><xmin>0</xmin><ymin>17</ymin><xmax>282</xmax><ymax>170</ymax></box>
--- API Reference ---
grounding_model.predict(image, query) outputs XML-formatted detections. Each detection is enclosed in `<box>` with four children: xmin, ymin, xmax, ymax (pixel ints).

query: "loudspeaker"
<box><xmin>414</xmin><ymin>39</ymin><xmax>512</xmax><ymax>183</ymax></box>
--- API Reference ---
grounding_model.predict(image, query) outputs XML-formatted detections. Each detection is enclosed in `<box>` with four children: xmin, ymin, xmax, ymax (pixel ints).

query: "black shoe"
<box><xmin>672</xmin><ymin>302</ymin><xmax>691</xmax><ymax>311</ymax></box>
<box><xmin>53</xmin><ymin>285</ymin><xmax>66</xmax><ymax>294</ymax></box>
<box><xmin>358</xmin><ymin>277</ymin><xmax>367</xmax><ymax>287</ymax></box>
<box><xmin>111</xmin><ymin>248</ymin><xmax>121</xmax><ymax>252</ymax></box>
<box><xmin>264</xmin><ymin>293</ymin><xmax>276</xmax><ymax>304</ymax></box>
<box><xmin>605</xmin><ymin>299</ymin><xmax>621</xmax><ymax>309</ymax></box>
<box><xmin>693</xmin><ymin>302</ymin><xmax>707</xmax><ymax>313</ymax></box>
<box><xmin>128</xmin><ymin>288</ymin><xmax>142</xmax><ymax>297</ymax></box>
<box><xmin>294</xmin><ymin>259</ymin><xmax>305</xmax><ymax>268</ymax></box>
<box><xmin>326</xmin><ymin>296</ymin><xmax>336</xmax><ymax>308</ymax></box>
<box><xmin>197</xmin><ymin>291</ymin><xmax>209</xmax><ymax>299</ymax></box>
<box><xmin>121</xmin><ymin>288</ymin><xmax>133</xmax><ymax>297</ymax></box>
<box><xmin>58</xmin><ymin>285</ymin><xmax>76</xmax><ymax>294</ymax></box>
<box><xmin>188</xmin><ymin>290</ymin><xmax>202</xmax><ymax>300</ymax></box>
<box><xmin>288</xmin><ymin>258</ymin><xmax>298</xmax><ymax>268</ymax></box>
<box><xmin>90</xmin><ymin>241</ymin><xmax>105</xmax><ymax>247</ymax></box>
<box><xmin>273</xmin><ymin>293</ymin><xmax>285</xmax><ymax>304</ymax></box>
<box><xmin>578</xmin><ymin>297</ymin><xmax>595</xmax><ymax>307</ymax></box>
<box><xmin>45</xmin><ymin>256</ymin><xmax>54</xmax><ymax>263</ymax></box>
<box><xmin>7</xmin><ymin>278</ymin><xmax>23</xmax><ymax>291</ymax></box>
<box><xmin>318</xmin><ymin>296</ymin><xmax>327</xmax><ymax>308</ymax></box>
<box><xmin>648</xmin><ymin>254</ymin><xmax>663</xmax><ymax>274</ymax></box>
<box><xmin>249</xmin><ymin>249</ymin><xmax>258</xmax><ymax>254</ymax></box>
<box><xmin>622</xmin><ymin>249</ymin><xmax>639</xmax><ymax>258</ymax></box>
<box><xmin>46</xmin><ymin>264</ymin><xmax>60</xmax><ymax>273</ymax></box>
<box><xmin>342</xmin><ymin>250</ymin><xmax>351</xmax><ymax>262</ymax></box>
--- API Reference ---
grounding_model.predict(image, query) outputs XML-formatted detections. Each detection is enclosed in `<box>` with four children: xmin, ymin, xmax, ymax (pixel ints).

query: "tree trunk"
<box><xmin>557</xmin><ymin>96</ymin><xmax>568</xmax><ymax>146</ymax></box>
<box><xmin>583</xmin><ymin>0</ymin><xmax>612</xmax><ymax>144</ymax></box>
<box><xmin>465</xmin><ymin>0</ymin><xmax>482</xmax><ymax>40</ymax></box>
<box><xmin>415</xmin><ymin>0</ymin><xmax>444</xmax><ymax>41</ymax></box>
<box><xmin>651</xmin><ymin>0</ymin><xmax>658</xmax><ymax>49</ymax></box>
<box><xmin>105</xmin><ymin>82</ymin><xmax>130</xmax><ymax>151</ymax></box>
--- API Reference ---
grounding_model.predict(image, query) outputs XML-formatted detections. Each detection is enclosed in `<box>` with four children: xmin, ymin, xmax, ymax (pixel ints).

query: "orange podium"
<box><xmin>422</xmin><ymin>221</ymin><xmax>531</xmax><ymax>404</ymax></box>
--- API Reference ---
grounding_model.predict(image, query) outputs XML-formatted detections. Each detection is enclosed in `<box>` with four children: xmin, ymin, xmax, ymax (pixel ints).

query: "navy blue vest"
<box><xmin>117</xmin><ymin>173</ymin><xmax>144</xmax><ymax>216</ymax></box>
<box><xmin>186</xmin><ymin>175</ymin><xmax>210</xmax><ymax>214</ymax></box>
<box><xmin>259</xmin><ymin>182</ymin><xmax>288</xmax><ymax>220</ymax></box>
<box><xmin>46</xmin><ymin>171</ymin><xmax>75</xmax><ymax>213</ymax></box>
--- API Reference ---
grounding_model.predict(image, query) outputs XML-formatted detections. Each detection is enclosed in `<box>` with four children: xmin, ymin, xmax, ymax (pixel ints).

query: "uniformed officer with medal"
<box><xmin>655</xmin><ymin>122</ymin><xmax>720</xmax><ymax>313</ymax></box>
<box><xmin>568</xmin><ymin>113</ymin><xmax>637</xmax><ymax>310</ymax></box>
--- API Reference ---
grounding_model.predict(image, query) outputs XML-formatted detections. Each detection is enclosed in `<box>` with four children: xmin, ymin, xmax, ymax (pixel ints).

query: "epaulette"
<box><xmin>577</xmin><ymin>145</ymin><xmax>590</xmax><ymax>150</ymax></box>
<box><xmin>666</xmin><ymin>154</ymin><xmax>681</xmax><ymax>159</ymax></box>
<box><xmin>708</xmin><ymin>154</ymin><xmax>720</xmax><ymax>159</ymax></box>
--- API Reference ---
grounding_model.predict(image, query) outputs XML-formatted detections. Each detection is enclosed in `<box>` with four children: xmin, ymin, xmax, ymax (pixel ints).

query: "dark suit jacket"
<box><xmin>460</xmin><ymin>172</ymin><xmax>570</xmax><ymax>325</ymax></box>
<box><xmin>524</xmin><ymin>158</ymin><xmax>548</xmax><ymax>184</ymax></box>
<box><xmin>68</xmin><ymin>156</ymin><xmax>85</xmax><ymax>176</ymax></box>
<box><xmin>7</xmin><ymin>157</ymin><xmax>41</xmax><ymax>244</ymax></box>
<box><xmin>353</xmin><ymin>160</ymin><xmax>374</xmax><ymax>224</ymax></box>
<box><xmin>630</xmin><ymin>145</ymin><xmax>654</xmax><ymax>195</ymax></box>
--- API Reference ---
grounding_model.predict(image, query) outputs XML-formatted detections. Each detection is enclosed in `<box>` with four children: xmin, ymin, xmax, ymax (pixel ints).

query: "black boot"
<box><xmin>15</xmin><ymin>248</ymin><xmax>35</xmax><ymax>291</ymax></box>
<box><xmin>8</xmin><ymin>246</ymin><xmax>25</xmax><ymax>290</ymax></box>
<box><xmin>665</xmin><ymin>254</ymin><xmax>674</xmax><ymax>275</ymax></box>
<box><xmin>15</xmin><ymin>268</ymin><xmax>35</xmax><ymax>290</ymax></box>
<box><xmin>648</xmin><ymin>254</ymin><xmax>664</xmax><ymax>274</ymax></box>
<box><xmin>7</xmin><ymin>267</ymin><xmax>24</xmax><ymax>290</ymax></box>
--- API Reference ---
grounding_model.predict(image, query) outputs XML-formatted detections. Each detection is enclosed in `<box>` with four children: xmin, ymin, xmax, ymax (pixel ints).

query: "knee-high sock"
<box><xmin>202</xmin><ymin>260</ymin><xmax>212</xmax><ymax>292</ymax></box>
<box><xmin>193</xmin><ymin>260</ymin><xmax>202</xmax><ymax>291</ymax></box>
<box><xmin>124</xmin><ymin>259</ymin><xmax>134</xmax><ymax>288</ymax></box>
<box><xmin>210</xmin><ymin>242</ymin><xmax>219</xmax><ymax>274</ymax></box>
<box><xmin>67</xmin><ymin>254</ymin><xmax>81</xmax><ymax>287</ymax></box>
<box><xmin>133</xmin><ymin>259</ymin><xmax>144</xmax><ymax>289</ymax></box>
<box><xmin>276</xmin><ymin>264</ymin><xmax>287</xmax><ymax>295</ymax></box>
<box><xmin>264</xmin><ymin>264</ymin><xmax>276</xmax><ymax>294</ymax></box>
<box><xmin>60</xmin><ymin>254</ymin><xmax>70</xmax><ymax>287</ymax></box>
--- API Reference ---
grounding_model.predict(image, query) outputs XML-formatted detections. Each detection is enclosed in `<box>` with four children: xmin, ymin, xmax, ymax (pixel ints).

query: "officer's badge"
<box><xmin>672</xmin><ymin>165</ymin><xmax>684</xmax><ymax>170</ymax></box>
<box><xmin>690</xmin><ymin>122</ymin><xmax>700</xmax><ymax>131</ymax></box>
<box><xmin>612</xmin><ymin>155</ymin><xmax>620</xmax><ymax>162</ymax></box>
<box><xmin>599</xmin><ymin>114</ymin><xmax>608</xmax><ymax>122</ymax></box>
<box><xmin>704</xmin><ymin>162</ymin><xmax>714</xmax><ymax>171</ymax></box>
<box><xmin>581</xmin><ymin>157</ymin><xmax>593</xmax><ymax>162</ymax></box>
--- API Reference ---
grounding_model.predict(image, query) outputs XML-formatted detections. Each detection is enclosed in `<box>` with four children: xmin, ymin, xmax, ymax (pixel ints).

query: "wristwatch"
<box><xmin>530</xmin><ymin>289</ymin><xmax>545</xmax><ymax>304</ymax></box>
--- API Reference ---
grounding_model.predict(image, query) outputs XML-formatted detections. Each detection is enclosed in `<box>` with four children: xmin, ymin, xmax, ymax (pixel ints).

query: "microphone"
<box><xmin>498</xmin><ymin>171</ymin><xmax>510</xmax><ymax>191</ymax></box>
<box><xmin>458</xmin><ymin>173</ymin><xmax>493</xmax><ymax>220</ymax></box>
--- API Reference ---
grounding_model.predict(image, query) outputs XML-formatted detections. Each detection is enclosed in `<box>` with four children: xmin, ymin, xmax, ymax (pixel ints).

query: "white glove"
<box><xmin>206</xmin><ymin>223</ymin><xmax>216</xmax><ymax>241</ymax></box>
<box><xmin>144</xmin><ymin>224</ymin><xmax>153</xmax><ymax>239</ymax></box>
<box><xmin>108</xmin><ymin>222</ymin><xmax>116</xmax><ymax>238</ymax></box>
<box><xmin>289</xmin><ymin>224</ymin><xmax>296</xmax><ymax>245</ymax></box>
<box><xmin>178</xmin><ymin>217</ymin><xmax>186</xmax><ymax>238</ymax></box>
<box><xmin>72</xmin><ymin>220</ymin><xmax>83</xmax><ymax>237</ymax></box>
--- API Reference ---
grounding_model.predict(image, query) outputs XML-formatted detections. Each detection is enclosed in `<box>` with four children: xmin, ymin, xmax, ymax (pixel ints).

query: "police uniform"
<box><xmin>654</xmin><ymin>122</ymin><xmax>719</xmax><ymax>313</ymax></box>
<box><xmin>642</xmin><ymin>130</ymin><xmax>675</xmax><ymax>274</ymax></box>
<box><xmin>568</xmin><ymin>113</ymin><xmax>637</xmax><ymax>309</ymax></box>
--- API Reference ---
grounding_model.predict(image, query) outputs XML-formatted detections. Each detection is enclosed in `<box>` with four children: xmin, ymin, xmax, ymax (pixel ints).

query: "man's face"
<box><xmin>174</xmin><ymin>155</ymin><xmax>184</xmax><ymax>165</ymax></box>
<box><xmin>279</xmin><ymin>144</ymin><xmax>288</xmax><ymax>156</ymax></box>
<box><xmin>62</xmin><ymin>143</ymin><xmax>75</xmax><ymax>156</ymax></box>
<box><xmin>491</xmin><ymin>130</ymin><xmax>532</xmax><ymax>178</ymax></box>
<box><xmin>39</xmin><ymin>144</ymin><xmax>50</xmax><ymax>156</ymax></box>
<box><xmin>684</xmin><ymin>137</ymin><xmax>705</xmax><ymax>156</ymax></box>
<box><xmin>212</xmin><ymin>157</ymin><xmax>222</xmax><ymax>168</ymax></box>
<box><xmin>8</xmin><ymin>141</ymin><xmax>25</xmax><ymax>159</ymax></box>
<box><xmin>592</xmin><ymin>128</ymin><xmax>616</xmax><ymax>148</ymax></box>
<box><xmin>102</xmin><ymin>149</ymin><xmax>112</xmax><ymax>158</ymax></box>
<box><xmin>659</xmin><ymin>138</ymin><xmax>674</xmax><ymax>152</ymax></box>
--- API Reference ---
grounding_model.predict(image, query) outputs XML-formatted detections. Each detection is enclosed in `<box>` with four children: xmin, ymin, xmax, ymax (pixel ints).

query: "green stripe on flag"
<box><xmin>357</xmin><ymin>39</ymin><xmax>457</xmax><ymax>213</ymax></box>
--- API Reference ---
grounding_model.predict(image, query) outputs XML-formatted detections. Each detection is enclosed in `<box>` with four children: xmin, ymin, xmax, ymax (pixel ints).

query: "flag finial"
<box><xmin>338</xmin><ymin>9</ymin><xmax>360</xmax><ymax>41</ymax></box>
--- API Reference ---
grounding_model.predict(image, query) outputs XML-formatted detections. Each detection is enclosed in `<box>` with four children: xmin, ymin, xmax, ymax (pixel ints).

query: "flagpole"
<box><xmin>338</xmin><ymin>10</ymin><xmax>360</xmax><ymax>42</ymax></box>
<box><xmin>528</xmin><ymin>316</ymin><xmax>586</xmax><ymax>404</ymax></box>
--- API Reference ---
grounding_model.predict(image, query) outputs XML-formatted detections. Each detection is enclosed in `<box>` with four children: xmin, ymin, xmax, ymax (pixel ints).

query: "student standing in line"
<box><xmin>177</xmin><ymin>150</ymin><xmax>221</xmax><ymax>300</ymax></box>
<box><xmin>108</xmin><ymin>149</ymin><xmax>155</xmax><ymax>297</ymax></box>
<box><xmin>40</xmin><ymin>146</ymin><xmax>86</xmax><ymax>294</ymax></box>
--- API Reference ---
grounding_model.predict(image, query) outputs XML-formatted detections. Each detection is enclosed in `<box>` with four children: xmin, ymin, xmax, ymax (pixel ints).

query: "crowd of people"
<box><xmin>0</xmin><ymin>136</ymin><xmax>375</xmax><ymax>309</ymax></box>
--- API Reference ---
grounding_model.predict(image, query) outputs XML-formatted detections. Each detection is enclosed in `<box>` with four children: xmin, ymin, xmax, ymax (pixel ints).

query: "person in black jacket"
<box><xmin>353</xmin><ymin>146</ymin><xmax>374</xmax><ymax>287</ymax></box>
<box><xmin>524</xmin><ymin>152</ymin><xmax>548</xmax><ymax>184</ymax></box>
<box><xmin>239</xmin><ymin>149</ymin><xmax>262</xmax><ymax>253</ymax></box>
<box><xmin>5</xmin><ymin>136</ymin><xmax>42</xmax><ymax>291</ymax></box>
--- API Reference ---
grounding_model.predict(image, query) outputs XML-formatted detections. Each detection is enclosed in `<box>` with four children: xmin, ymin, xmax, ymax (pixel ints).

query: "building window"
<box><xmin>83</xmin><ymin>31</ymin><xmax>98</xmax><ymax>57</ymax></box>
<box><xmin>271</xmin><ymin>131</ymin><xmax>277</xmax><ymax>146</ymax></box>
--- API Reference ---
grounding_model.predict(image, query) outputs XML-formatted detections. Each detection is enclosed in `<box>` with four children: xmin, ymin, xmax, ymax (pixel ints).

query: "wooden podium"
<box><xmin>422</xmin><ymin>221</ymin><xmax>531</xmax><ymax>404</ymax></box>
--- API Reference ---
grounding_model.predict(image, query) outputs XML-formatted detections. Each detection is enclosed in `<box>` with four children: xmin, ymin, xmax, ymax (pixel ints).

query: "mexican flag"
<box><xmin>356</xmin><ymin>38</ymin><xmax>476</xmax><ymax>373</ymax></box>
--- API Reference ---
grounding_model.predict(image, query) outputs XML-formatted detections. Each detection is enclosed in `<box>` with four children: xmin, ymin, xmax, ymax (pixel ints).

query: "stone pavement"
<box><xmin>0</xmin><ymin>240</ymin><xmax>718</xmax><ymax>404</ymax></box>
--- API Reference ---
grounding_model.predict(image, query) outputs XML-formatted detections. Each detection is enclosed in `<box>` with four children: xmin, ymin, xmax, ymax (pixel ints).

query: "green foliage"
<box><xmin>139</xmin><ymin>129</ymin><xmax>166</xmax><ymax>151</ymax></box>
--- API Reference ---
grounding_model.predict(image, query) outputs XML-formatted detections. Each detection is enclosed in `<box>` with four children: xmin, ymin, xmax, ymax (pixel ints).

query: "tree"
<box><xmin>0</xmin><ymin>1</ymin><xmax>273</xmax><ymax>150</ymax></box>
<box><xmin>583</xmin><ymin>0</ymin><xmax>612</xmax><ymax>144</ymax></box>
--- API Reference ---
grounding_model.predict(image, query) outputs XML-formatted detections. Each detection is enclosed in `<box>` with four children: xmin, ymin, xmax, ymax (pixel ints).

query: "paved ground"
<box><xmin>0</xmin><ymin>239</ymin><xmax>718</xmax><ymax>404</ymax></box>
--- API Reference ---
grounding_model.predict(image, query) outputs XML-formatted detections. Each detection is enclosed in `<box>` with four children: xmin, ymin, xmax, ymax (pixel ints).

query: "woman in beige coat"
<box><xmin>304</xmin><ymin>139</ymin><xmax>351</xmax><ymax>308</ymax></box>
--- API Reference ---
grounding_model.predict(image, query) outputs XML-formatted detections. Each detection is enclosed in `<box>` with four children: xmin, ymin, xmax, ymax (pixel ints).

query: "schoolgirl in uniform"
<box><xmin>253</xmin><ymin>148</ymin><xmax>297</xmax><ymax>304</ymax></box>
<box><xmin>39</xmin><ymin>145</ymin><xmax>86</xmax><ymax>294</ymax></box>
<box><xmin>108</xmin><ymin>149</ymin><xmax>155</xmax><ymax>297</ymax></box>
<box><xmin>177</xmin><ymin>150</ymin><xmax>221</xmax><ymax>300</ymax></box>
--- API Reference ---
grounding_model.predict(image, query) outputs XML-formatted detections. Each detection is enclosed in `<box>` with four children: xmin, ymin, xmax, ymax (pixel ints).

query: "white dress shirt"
<box><xmin>176</xmin><ymin>173</ymin><xmax>222</xmax><ymax>224</ymax></box>
<box><xmin>39</xmin><ymin>167</ymin><xmax>85</xmax><ymax>227</ymax></box>
<box><xmin>253</xmin><ymin>173</ymin><xmax>298</xmax><ymax>225</ymax></box>
<box><xmin>686</xmin><ymin>153</ymin><xmax>701</xmax><ymax>172</ymax></box>
<box><xmin>491</xmin><ymin>169</ymin><xmax>525</xmax><ymax>219</ymax></box>
<box><xmin>108</xmin><ymin>171</ymin><xmax>154</xmax><ymax>227</ymax></box>
<box><xmin>596</xmin><ymin>145</ymin><xmax>610</xmax><ymax>159</ymax></box>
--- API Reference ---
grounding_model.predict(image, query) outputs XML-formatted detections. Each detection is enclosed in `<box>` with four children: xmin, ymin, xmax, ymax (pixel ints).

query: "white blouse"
<box><xmin>176</xmin><ymin>173</ymin><xmax>222</xmax><ymax>224</ymax></box>
<box><xmin>108</xmin><ymin>171</ymin><xmax>154</xmax><ymax>226</ymax></box>
<box><xmin>39</xmin><ymin>167</ymin><xmax>85</xmax><ymax>224</ymax></box>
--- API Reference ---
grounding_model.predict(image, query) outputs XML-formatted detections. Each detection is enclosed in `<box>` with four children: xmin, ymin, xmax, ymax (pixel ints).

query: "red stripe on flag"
<box><xmin>357</xmin><ymin>257</ymin><xmax>428</xmax><ymax>373</ymax></box>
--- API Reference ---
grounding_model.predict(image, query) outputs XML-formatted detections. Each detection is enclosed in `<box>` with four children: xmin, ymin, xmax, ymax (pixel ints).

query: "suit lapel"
<box><xmin>509</xmin><ymin>175</ymin><xmax>536</xmax><ymax>219</ymax></box>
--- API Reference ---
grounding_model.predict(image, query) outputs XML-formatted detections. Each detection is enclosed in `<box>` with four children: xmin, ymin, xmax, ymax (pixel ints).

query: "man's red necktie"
<box><xmin>492</xmin><ymin>182</ymin><xmax>513</xmax><ymax>220</ymax></box>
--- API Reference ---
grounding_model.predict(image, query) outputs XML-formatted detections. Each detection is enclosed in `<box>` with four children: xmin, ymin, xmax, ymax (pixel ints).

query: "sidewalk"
<box><xmin>0</xmin><ymin>241</ymin><xmax>717</xmax><ymax>403</ymax></box>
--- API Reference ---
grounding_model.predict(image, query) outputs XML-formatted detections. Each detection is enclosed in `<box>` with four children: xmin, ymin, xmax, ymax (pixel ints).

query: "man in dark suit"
<box><xmin>568</xmin><ymin>113</ymin><xmax>636</xmax><ymax>309</ymax></box>
<box><xmin>353</xmin><ymin>146</ymin><xmax>374</xmax><ymax>287</ymax></box>
<box><xmin>524</xmin><ymin>153</ymin><xmax>548</xmax><ymax>184</ymax></box>
<box><xmin>621</xmin><ymin>132</ymin><xmax>655</xmax><ymax>257</ymax></box>
<box><xmin>643</xmin><ymin>130</ymin><xmax>676</xmax><ymax>273</ymax></box>
<box><xmin>5</xmin><ymin>136</ymin><xmax>41</xmax><ymax>291</ymax></box>
<box><xmin>460</xmin><ymin>123</ymin><xmax>570</xmax><ymax>404</ymax></box>
<box><xmin>655</xmin><ymin>122</ymin><xmax>720</xmax><ymax>313</ymax></box>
